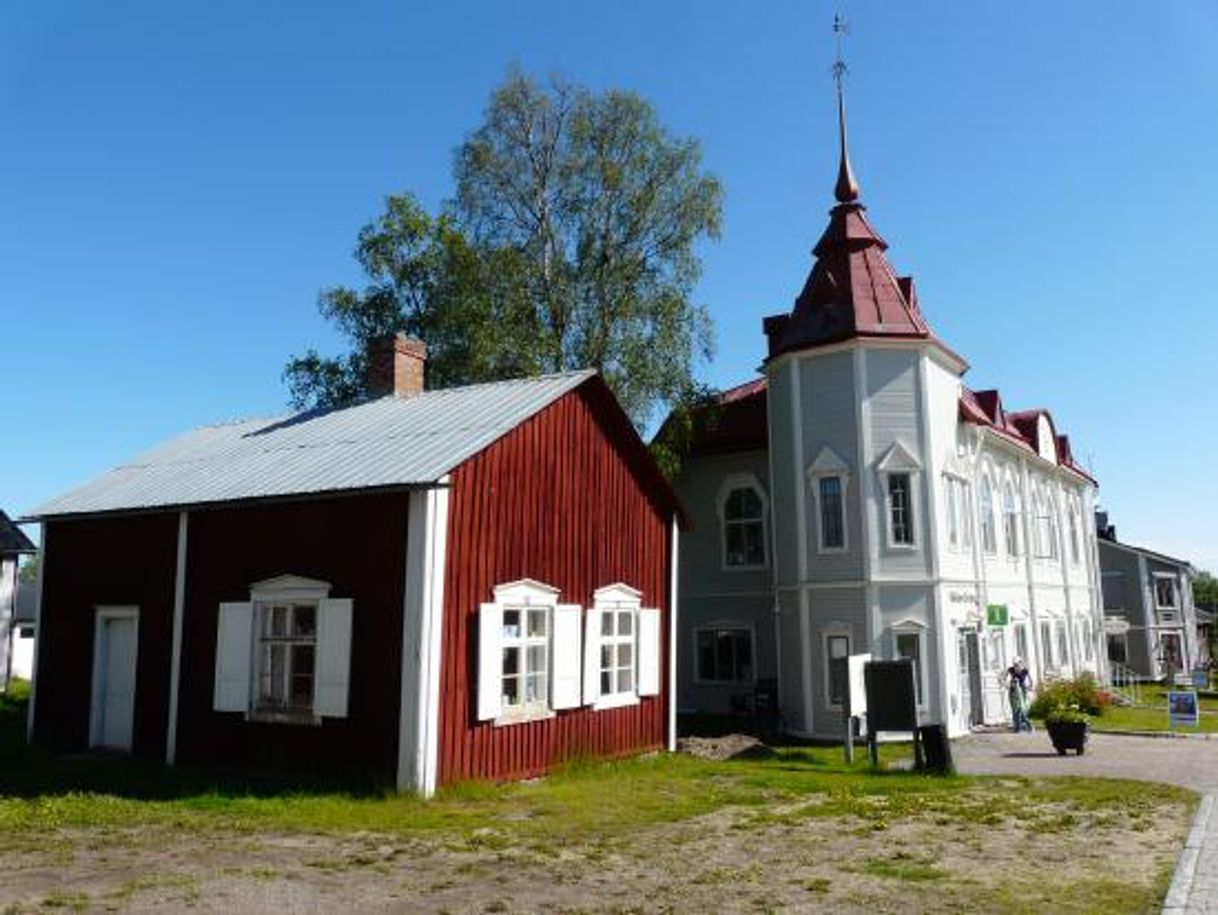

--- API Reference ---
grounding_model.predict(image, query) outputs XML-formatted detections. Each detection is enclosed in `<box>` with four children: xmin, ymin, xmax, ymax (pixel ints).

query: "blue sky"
<box><xmin>2</xmin><ymin>1</ymin><xmax>1216</xmax><ymax>571</ymax></box>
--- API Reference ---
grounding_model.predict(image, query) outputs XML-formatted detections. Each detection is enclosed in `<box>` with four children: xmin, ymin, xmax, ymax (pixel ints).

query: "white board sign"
<box><xmin>847</xmin><ymin>653</ymin><xmax>871</xmax><ymax>716</ymax></box>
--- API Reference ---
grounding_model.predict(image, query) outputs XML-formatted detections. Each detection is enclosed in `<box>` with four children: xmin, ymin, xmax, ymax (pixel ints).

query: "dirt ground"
<box><xmin>0</xmin><ymin>779</ymin><xmax>1188</xmax><ymax>914</ymax></box>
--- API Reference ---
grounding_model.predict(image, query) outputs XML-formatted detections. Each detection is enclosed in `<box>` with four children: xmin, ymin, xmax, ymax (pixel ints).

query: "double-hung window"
<box><xmin>1068</xmin><ymin>504</ymin><xmax>1081</xmax><ymax>564</ymax></box>
<box><xmin>257</xmin><ymin>603</ymin><xmax>317</xmax><ymax>713</ymax></box>
<box><xmin>945</xmin><ymin>475</ymin><xmax>960</xmax><ymax>548</ymax></box>
<box><xmin>825</xmin><ymin>633</ymin><xmax>850</xmax><ymax>708</ymax></box>
<box><xmin>696</xmin><ymin>627</ymin><xmax>753</xmax><ymax>683</ymax></box>
<box><xmin>894</xmin><ymin>629</ymin><xmax>924</xmax><ymax>705</ymax></box>
<box><xmin>1003</xmin><ymin>485</ymin><xmax>1021</xmax><ymax>557</ymax></box>
<box><xmin>888</xmin><ymin>473</ymin><xmax>914</xmax><ymax>546</ymax></box>
<box><xmin>1056</xmin><ymin>622</ymin><xmax>1070</xmax><ymax>668</ymax></box>
<box><xmin>1155</xmin><ymin>576</ymin><xmax>1179</xmax><ymax>611</ymax></box>
<box><xmin>501</xmin><ymin>605</ymin><xmax>549</xmax><ymax>711</ymax></box>
<box><xmin>980</xmin><ymin>477</ymin><xmax>997</xmax><ymax>555</ymax></box>
<box><xmin>1040</xmin><ymin>620</ymin><xmax>1054</xmax><ymax>670</ymax></box>
<box><xmin>719</xmin><ymin>476</ymin><xmax>767</xmax><ymax>568</ymax></box>
<box><xmin>819</xmin><ymin>477</ymin><xmax>845</xmax><ymax>550</ymax></box>
<box><xmin>599</xmin><ymin>606</ymin><xmax>635</xmax><ymax>698</ymax></box>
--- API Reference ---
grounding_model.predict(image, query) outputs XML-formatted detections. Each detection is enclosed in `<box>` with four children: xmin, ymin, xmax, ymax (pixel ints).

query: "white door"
<box><xmin>93</xmin><ymin>611</ymin><xmax>138</xmax><ymax>751</ymax></box>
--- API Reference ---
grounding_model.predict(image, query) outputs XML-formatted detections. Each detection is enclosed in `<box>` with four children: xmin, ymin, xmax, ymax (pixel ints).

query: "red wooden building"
<box><xmin>25</xmin><ymin>337</ymin><xmax>682</xmax><ymax>794</ymax></box>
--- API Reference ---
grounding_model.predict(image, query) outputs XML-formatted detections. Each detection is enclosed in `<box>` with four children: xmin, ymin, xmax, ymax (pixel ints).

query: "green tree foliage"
<box><xmin>286</xmin><ymin>69</ymin><xmax>723</xmax><ymax>430</ymax></box>
<box><xmin>1195</xmin><ymin>571</ymin><xmax>1218</xmax><ymax>610</ymax></box>
<box><xmin>17</xmin><ymin>554</ymin><xmax>38</xmax><ymax>584</ymax></box>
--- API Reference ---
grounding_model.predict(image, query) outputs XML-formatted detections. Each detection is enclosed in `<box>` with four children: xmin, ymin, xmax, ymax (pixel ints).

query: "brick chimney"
<box><xmin>367</xmin><ymin>333</ymin><xmax>426</xmax><ymax>398</ymax></box>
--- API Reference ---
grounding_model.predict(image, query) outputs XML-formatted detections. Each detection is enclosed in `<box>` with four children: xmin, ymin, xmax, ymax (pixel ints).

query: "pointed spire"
<box><xmin>834</xmin><ymin>86</ymin><xmax>860</xmax><ymax>203</ymax></box>
<box><xmin>831</xmin><ymin>14</ymin><xmax>860</xmax><ymax>204</ymax></box>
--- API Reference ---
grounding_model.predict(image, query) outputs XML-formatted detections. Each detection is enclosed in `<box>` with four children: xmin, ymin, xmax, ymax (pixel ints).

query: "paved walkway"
<box><xmin>953</xmin><ymin>731</ymin><xmax>1218</xmax><ymax>912</ymax></box>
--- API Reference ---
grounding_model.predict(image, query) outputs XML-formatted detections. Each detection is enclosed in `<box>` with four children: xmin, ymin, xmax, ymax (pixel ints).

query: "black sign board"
<box><xmin>864</xmin><ymin>659</ymin><xmax>918</xmax><ymax>732</ymax></box>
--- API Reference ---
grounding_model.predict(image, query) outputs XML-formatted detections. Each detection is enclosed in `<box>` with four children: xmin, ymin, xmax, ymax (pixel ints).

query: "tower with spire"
<box><xmin>666</xmin><ymin>18</ymin><xmax>1105</xmax><ymax>741</ymax></box>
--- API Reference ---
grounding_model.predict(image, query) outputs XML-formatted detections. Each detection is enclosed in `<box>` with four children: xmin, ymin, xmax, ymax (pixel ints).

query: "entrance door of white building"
<box><xmin>90</xmin><ymin>607</ymin><xmax>139</xmax><ymax>751</ymax></box>
<box><xmin>958</xmin><ymin>630</ymin><xmax>983</xmax><ymax>728</ymax></box>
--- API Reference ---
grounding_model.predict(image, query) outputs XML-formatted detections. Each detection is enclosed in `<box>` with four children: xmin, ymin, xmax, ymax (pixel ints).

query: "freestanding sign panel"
<box><xmin>847</xmin><ymin>653</ymin><xmax>871</xmax><ymax>717</ymax></box>
<box><xmin>864</xmin><ymin>660</ymin><xmax>918</xmax><ymax>732</ymax></box>
<box><xmin>1169</xmin><ymin>691</ymin><xmax>1200</xmax><ymax>728</ymax></box>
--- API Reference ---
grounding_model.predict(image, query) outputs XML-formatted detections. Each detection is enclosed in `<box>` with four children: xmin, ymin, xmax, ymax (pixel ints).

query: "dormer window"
<box><xmin>717</xmin><ymin>474</ymin><xmax>767</xmax><ymax>569</ymax></box>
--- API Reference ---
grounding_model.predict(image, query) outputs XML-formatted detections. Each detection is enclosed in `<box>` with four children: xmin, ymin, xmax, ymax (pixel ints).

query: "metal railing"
<box><xmin>1108</xmin><ymin>662</ymin><xmax>1143</xmax><ymax>706</ymax></box>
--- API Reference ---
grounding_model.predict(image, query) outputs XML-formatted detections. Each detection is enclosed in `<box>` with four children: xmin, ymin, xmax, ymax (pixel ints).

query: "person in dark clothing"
<box><xmin>1006</xmin><ymin>657</ymin><xmax>1034</xmax><ymax>732</ymax></box>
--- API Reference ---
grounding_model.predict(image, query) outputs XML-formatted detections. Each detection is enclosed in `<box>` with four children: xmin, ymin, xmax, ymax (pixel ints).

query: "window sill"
<box><xmin>493</xmin><ymin>707</ymin><xmax>555</xmax><ymax>728</ymax></box>
<box><xmin>247</xmin><ymin>709</ymin><xmax>322</xmax><ymax>727</ymax></box>
<box><xmin>593</xmin><ymin>693</ymin><xmax>640</xmax><ymax>712</ymax></box>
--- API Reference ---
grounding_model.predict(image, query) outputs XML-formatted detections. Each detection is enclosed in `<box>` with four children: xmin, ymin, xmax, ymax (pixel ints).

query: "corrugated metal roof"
<box><xmin>30</xmin><ymin>370</ymin><xmax>596</xmax><ymax>518</ymax></box>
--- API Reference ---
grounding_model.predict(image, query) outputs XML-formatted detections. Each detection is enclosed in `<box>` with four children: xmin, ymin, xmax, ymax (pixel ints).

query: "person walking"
<box><xmin>1006</xmin><ymin>657</ymin><xmax>1034</xmax><ymax>733</ymax></box>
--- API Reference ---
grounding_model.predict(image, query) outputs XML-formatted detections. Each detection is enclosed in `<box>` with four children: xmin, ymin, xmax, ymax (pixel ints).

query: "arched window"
<box><xmin>1068</xmin><ymin>502</ymin><xmax>1081</xmax><ymax>564</ymax></box>
<box><xmin>1003</xmin><ymin>484</ymin><xmax>1021</xmax><ymax>557</ymax></box>
<box><xmin>720</xmin><ymin>479</ymin><xmax>766</xmax><ymax>568</ymax></box>
<box><xmin>979</xmin><ymin>476</ymin><xmax>997</xmax><ymax>555</ymax></box>
<box><xmin>1046</xmin><ymin>496</ymin><xmax>1060</xmax><ymax>561</ymax></box>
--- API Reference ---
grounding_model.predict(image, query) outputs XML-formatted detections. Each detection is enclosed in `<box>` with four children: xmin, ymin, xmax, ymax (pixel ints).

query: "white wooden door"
<box><xmin>96</xmin><ymin>614</ymin><xmax>137</xmax><ymax>750</ymax></box>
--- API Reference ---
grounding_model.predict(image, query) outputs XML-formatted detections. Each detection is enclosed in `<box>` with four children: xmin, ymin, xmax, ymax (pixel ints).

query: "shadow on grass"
<box><xmin>0</xmin><ymin>692</ymin><xmax>385</xmax><ymax>802</ymax></box>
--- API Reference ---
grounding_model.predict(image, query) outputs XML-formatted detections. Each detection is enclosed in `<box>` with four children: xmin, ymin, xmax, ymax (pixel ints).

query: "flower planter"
<box><xmin>1046</xmin><ymin>720</ymin><xmax>1088</xmax><ymax>755</ymax></box>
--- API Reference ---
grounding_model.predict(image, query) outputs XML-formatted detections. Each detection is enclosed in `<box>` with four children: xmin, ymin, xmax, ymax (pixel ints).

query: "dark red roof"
<box><xmin>958</xmin><ymin>388</ymin><xmax>1096</xmax><ymax>485</ymax></box>
<box><xmin>653</xmin><ymin>378</ymin><xmax>769</xmax><ymax>460</ymax></box>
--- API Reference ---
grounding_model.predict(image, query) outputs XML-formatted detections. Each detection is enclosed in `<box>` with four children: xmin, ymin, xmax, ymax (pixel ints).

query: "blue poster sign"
<box><xmin>1169</xmin><ymin>690</ymin><xmax>1200</xmax><ymax>728</ymax></box>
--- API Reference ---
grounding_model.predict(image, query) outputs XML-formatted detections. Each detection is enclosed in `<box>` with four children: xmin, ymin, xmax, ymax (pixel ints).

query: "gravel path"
<box><xmin>953</xmin><ymin>730</ymin><xmax>1218</xmax><ymax>792</ymax></box>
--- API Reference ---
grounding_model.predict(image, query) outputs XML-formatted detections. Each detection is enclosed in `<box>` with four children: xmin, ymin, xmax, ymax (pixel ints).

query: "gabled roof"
<box><xmin>0</xmin><ymin>511</ymin><xmax>35</xmax><ymax>555</ymax></box>
<box><xmin>959</xmin><ymin>387</ymin><xmax>1096</xmax><ymax>485</ymax></box>
<box><xmin>28</xmin><ymin>370</ymin><xmax>649</xmax><ymax>519</ymax></box>
<box><xmin>653</xmin><ymin>377</ymin><xmax>769</xmax><ymax>460</ymax></box>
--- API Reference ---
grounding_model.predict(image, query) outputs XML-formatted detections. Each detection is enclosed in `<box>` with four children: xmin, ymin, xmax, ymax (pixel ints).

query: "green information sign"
<box><xmin>986</xmin><ymin>604</ymin><xmax>1009</xmax><ymax>626</ymax></box>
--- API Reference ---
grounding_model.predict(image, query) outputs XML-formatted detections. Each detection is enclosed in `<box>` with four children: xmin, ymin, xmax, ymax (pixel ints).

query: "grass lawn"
<box><xmin>0</xmin><ymin>683</ymin><xmax>1197</xmax><ymax>914</ymax></box>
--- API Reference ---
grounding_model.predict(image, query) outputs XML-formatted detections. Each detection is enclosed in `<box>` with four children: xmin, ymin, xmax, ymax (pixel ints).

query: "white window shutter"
<box><xmin>638</xmin><ymin>608</ymin><xmax>661</xmax><ymax>697</ymax></box>
<box><xmin>213</xmin><ymin>602</ymin><xmax>253</xmax><ymax>712</ymax></box>
<box><xmin>477</xmin><ymin>603</ymin><xmax>503</xmax><ymax>721</ymax></box>
<box><xmin>315</xmin><ymin>598</ymin><xmax>353</xmax><ymax>718</ymax></box>
<box><xmin>583</xmin><ymin>607</ymin><xmax>602</xmax><ymax>705</ymax></box>
<box><xmin>552</xmin><ymin>604</ymin><xmax>583</xmax><ymax>710</ymax></box>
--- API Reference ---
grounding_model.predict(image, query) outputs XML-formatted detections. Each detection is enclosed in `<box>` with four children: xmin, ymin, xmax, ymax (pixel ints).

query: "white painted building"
<box><xmin>670</xmin><ymin>94</ymin><xmax>1105</xmax><ymax>739</ymax></box>
<box><xmin>1</xmin><ymin>509</ymin><xmax>37</xmax><ymax>690</ymax></box>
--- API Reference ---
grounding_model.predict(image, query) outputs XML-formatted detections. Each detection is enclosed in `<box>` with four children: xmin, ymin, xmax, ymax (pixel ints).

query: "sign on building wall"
<box><xmin>986</xmin><ymin>604</ymin><xmax>1009</xmax><ymax>627</ymax></box>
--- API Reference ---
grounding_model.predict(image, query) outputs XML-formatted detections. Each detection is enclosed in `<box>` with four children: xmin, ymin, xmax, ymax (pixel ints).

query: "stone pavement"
<box><xmin>952</xmin><ymin>730</ymin><xmax>1218</xmax><ymax>913</ymax></box>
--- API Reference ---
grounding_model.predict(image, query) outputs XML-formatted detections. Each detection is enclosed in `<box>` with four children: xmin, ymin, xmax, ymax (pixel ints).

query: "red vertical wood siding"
<box><xmin>437</xmin><ymin>385</ymin><xmax>673</xmax><ymax>786</ymax></box>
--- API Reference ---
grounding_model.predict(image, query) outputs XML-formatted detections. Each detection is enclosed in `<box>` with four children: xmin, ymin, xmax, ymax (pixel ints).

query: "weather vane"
<box><xmin>832</xmin><ymin>13</ymin><xmax>850</xmax><ymax>92</ymax></box>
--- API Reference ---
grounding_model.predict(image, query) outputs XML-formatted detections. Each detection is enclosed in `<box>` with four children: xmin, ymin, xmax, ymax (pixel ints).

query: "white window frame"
<box><xmin>485</xmin><ymin>579</ymin><xmax>562</xmax><ymax>726</ymax></box>
<box><xmin>1046</xmin><ymin>496</ymin><xmax>1060</xmax><ymax>561</ymax></box>
<box><xmin>1014</xmin><ymin>622</ymin><xmax>1029</xmax><ymax>663</ymax></box>
<box><xmin>887</xmin><ymin>472</ymin><xmax>916</xmax><ymax>548</ymax></box>
<box><xmin>255</xmin><ymin>601</ymin><xmax>319</xmax><ymax>716</ymax></box>
<box><xmin>980</xmin><ymin>475</ymin><xmax>997</xmax><ymax>555</ymax></box>
<box><xmin>693</xmin><ymin>623</ymin><xmax>756</xmax><ymax>685</ymax></box>
<box><xmin>1068</xmin><ymin>502</ymin><xmax>1081</xmax><ymax>565</ymax></box>
<box><xmin>1003</xmin><ymin>483</ymin><xmax>1022</xmax><ymax>558</ymax></box>
<box><xmin>944</xmin><ymin>474</ymin><xmax>960</xmax><ymax>549</ymax></box>
<box><xmin>876</xmin><ymin>441</ymin><xmax>922</xmax><ymax>551</ymax></box>
<box><xmin>822</xmin><ymin>628</ymin><xmax>851</xmax><ymax>710</ymax></box>
<box><xmin>589</xmin><ymin>583</ymin><xmax>644</xmax><ymax>711</ymax></box>
<box><xmin>808</xmin><ymin>447</ymin><xmax>850</xmax><ymax>554</ymax></box>
<box><xmin>716</xmin><ymin>473</ymin><xmax>768</xmax><ymax>571</ymax></box>
<box><xmin>1056</xmin><ymin>620</ymin><xmax>1070</xmax><ymax>669</ymax></box>
<box><xmin>1154</xmin><ymin>574</ymin><xmax>1179</xmax><ymax>611</ymax></box>
<box><xmin>892</xmin><ymin>623</ymin><xmax>927</xmax><ymax>709</ymax></box>
<box><xmin>1040</xmin><ymin>619</ymin><xmax>1055</xmax><ymax>671</ymax></box>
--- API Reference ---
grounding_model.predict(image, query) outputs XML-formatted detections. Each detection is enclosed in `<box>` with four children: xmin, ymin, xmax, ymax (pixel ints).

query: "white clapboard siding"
<box><xmin>582</xmin><ymin>606</ymin><xmax>602</xmax><ymax>705</ymax></box>
<box><xmin>315</xmin><ymin>598</ymin><xmax>353</xmax><ymax>717</ymax></box>
<box><xmin>213</xmin><ymin>602</ymin><xmax>253</xmax><ymax>712</ymax></box>
<box><xmin>551</xmin><ymin>604</ymin><xmax>583</xmax><ymax>710</ymax></box>
<box><xmin>477</xmin><ymin>603</ymin><xmax>503</xmax><ymax>720</ymax></box>
<box><xmin>638</xmin><ymin>608</ymin><xmax>661</xmax><ymax>696</ymax></box>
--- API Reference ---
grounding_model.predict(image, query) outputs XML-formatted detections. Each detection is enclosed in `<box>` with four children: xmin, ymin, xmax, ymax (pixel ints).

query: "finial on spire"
<box><xmin>832</xmin><ymin>14</ymin><xmax>860</xmax><ymax>204</ymax></box>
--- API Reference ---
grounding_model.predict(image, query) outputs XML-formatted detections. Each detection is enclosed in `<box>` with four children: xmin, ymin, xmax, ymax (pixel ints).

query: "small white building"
<box><xmin>670</xmin><ymin>92</ymin><xmax>1105</xmax><ymax>739</ymax></box>
<box><xmin>1</xmin><ymin>509</ymin><xmax>37</xmax><ymax>690</ymax></box>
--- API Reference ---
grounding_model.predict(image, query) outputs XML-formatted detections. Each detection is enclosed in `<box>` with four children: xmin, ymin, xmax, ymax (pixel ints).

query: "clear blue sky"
<box><xmin>2</xmin><ymin>2</ymin><xmax>1216</xmax><ymax>572</ymax></box>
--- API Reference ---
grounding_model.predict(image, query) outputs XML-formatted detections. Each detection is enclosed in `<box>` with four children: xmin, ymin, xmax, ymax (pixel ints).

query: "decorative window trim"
<box><xmin>716</xmin><ymin>473</ymin><xmax>769</xmax><ymax>571</ymax></box>
<box><xmin>808</xmin><ymin>448</ymin><xmax>851</xmax><ymax>554</ymax></box>
<box><xmin>1153</xmin><ymin>573</ymin><xmax>1180</xmax><ymax>611</ymax></box>
<box><xmin>891</xmin><ymin>621</ymin><xmax>927</xmax><ymax>709</ymax></box>
<box><xmin>821</xmin><ymin>625</ymin><xmax>852</xmax><ymax>710</ymax></box>
<box><xmin>876</xmin><ymin>441</ymin><xmax>921</xmax><ymax>551</ymax></box>
<box><xmin>692</xmin><ymin>621</ymin><xmax>757</xmax><ymax>686</ymax></box>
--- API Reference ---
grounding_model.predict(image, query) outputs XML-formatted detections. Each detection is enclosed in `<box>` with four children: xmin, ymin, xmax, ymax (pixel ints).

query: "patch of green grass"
<box><xmin>859</xmin><ymin>851</ymin><xmax>947</xmax><ymax>882</ymax></box>
<box><xmin>1091</xmin><ymin>703</ymin><xmax>1218</xmax><ymax>733</ymax></box>
<box><xmin>38</xmin><ymin>894</ymin><xmax>89</xmax><ymax>912</ymax></box>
